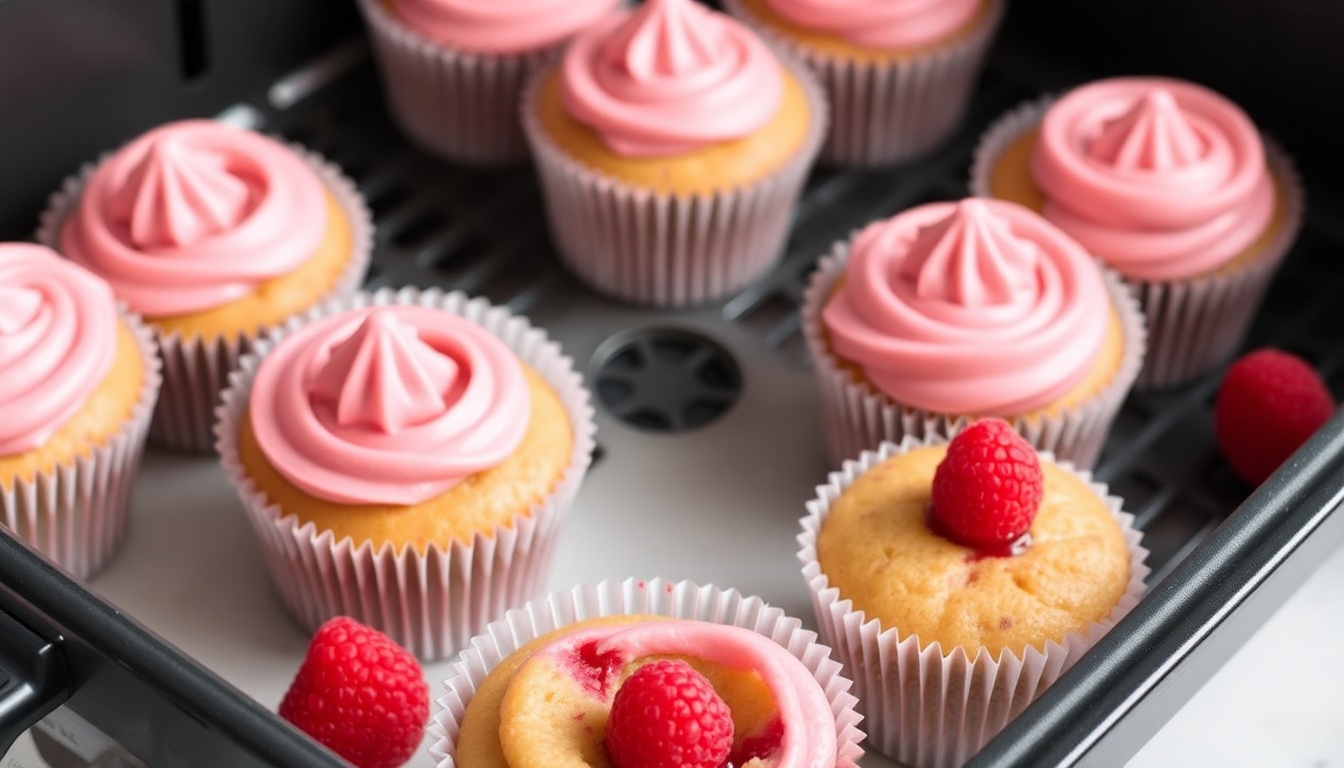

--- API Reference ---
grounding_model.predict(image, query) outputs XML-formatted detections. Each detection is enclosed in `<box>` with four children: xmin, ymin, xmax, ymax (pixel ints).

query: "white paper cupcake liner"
<box><xmin>215</xmin><ymin>287</ymin><xmax>597</xmax><ymax>661</ymax></box>
<box><xmin>39</xmin><ymin>144</ymin><xmax>374</xmax><ymax>454</ymax></box>
<box><xmin>724</xmin><ymin>0</ymin><xmax>1004</xmax><ymax>167</ymax></box>
<box><xmin>1</xmin><ymin>306</ymin><xmax>161</xmax><ymax>580</ymax></box>
<box><xmin>800</xmin><ymin>435</ymin><xmax>1150</xmax><ymax>768</ymax></box>
<box><xmin>801</xmin><ymin>239</ymin><xmax>1146</xmax><ymax>469</ymax></box>
<box><xmin>521</xmin><ymin>52</ymin><xmax>828</xmax><ymax>307</ymax></box>
<box><xmin>427</xmin><ymin>577</ymin><xmax>865</xmax><ymax>767</ymax></box>
<box><xmin>357</xmin><ymin>0</ymin><xmax>560</xmax><ymax>166</ymax></box>
<box><xmin>970</xmin><ymin>98</ymin><xmax>1306</xmax><ymax>389</ymax></box>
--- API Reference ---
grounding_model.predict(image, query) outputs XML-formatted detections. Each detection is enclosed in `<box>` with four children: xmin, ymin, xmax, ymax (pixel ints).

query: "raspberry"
<box><xmin>605</xmin><ymin>659</ymin><xmax>733</xmax><ymax>768</ymax></box>
<box><xmin>278</xmin><ymin>617</ymin><xmax>429</xmax><ymax>768</ymax></box>
<box><xmin>930</xmin><ymin>419</ymin><xmax>1044</xmax><ymax>549</ymax></box>
<box><xmin>1215</xmin><ymin>348</ymin><xmax>1334</xmax><ymax>486</ymax></box>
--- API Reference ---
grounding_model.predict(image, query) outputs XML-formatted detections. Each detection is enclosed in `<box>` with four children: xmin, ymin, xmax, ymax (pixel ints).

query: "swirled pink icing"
<box><xmin>0</xmin><ymin>243</ymin><xmax>118</xmax><ymax>456</ymax></box>
<box><xmin>1030</xmin><ymin>77</ymin><xmax>1276</xmax><ymax>281</ymax></box>
<box><xmin>764</xmin><ymin>0</ymin><xmax>980</xmax><ymax>49</ymax></box>
<box><xmin>60</xmin><ymin>119</ymin><xmax>329</xmax><ymax>317</ymax></box>
<box><xmin>248</xmin><ymin>305</ymin><xmax>530</xmax><ymax>506</ymax></box>
<box><xmin>389</xmin><ymin>0</ymin><xmax>619</xmax><ymax>53</ymax></box>
<box><xmin>823</xmin><ymin>198</ymin><xmax>1110</xmax><ymax>415</ymax></box>
<box><xmin>561</xmin><ymin>0</ymin><xmax>783</xmax><ymax>157</ymax></box>
<box><xmin>539</xmin><ymin>621</ymin><xmax>837</xmax><ymax>767</ymax></box>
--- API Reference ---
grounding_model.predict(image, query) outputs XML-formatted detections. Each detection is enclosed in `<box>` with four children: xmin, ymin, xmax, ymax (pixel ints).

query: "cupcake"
<box><xmin>971</xmin><ymin>77</ymin><xmax>1305</xmax><ymax>388</ymax></box>
<box><xmin>357</xmin><ymin>0</ymin><xmax>621</xmax><ymax>165</ymax></box>
<box><xmin>522</xmin><ymin>0</ymin><xmax>827</xmax><ymax>307</ymax></box>
<box><xmin>41</xmin><ymin>119</ymin><xmax>372</xmax><ymax>454</ymax></box>
<box><xmin>215</xmin><ymin>287</ymin><xmax>595</xmax><ymax>660</ymax></box>
<box><xmin>802</xmin><ymin>197</ymin><xmax>1146</xmax><ymax>469</ymax></box>
<box><xmin>429</xmin><ymin>578</ymin><xmax>865</xmax><ymax>767</ymax></box>
<box><xmin>723</xmin><ymin>0</ymin><xmax>1004</xmax><ymax>167</ymax></box>
<box><xmin>0</xmin><ymin>243</ymin><xmax>160</xmax><ymax>579</ymax></box>
<box><xmin>801</xmin><ymin>424</ymin><xmax>1149</xmax><ymax>767</ymax></box>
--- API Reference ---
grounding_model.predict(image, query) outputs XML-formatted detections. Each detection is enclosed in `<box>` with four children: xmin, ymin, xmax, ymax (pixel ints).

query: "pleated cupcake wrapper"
<box><xmin>40</xmin><ymin>145</ymin><xmax>374</xmax><ymax>454</ymax></box>
<box><xmin>215</xmin><ymin>286</ymin><xmax>597</xmax><ymax>661</ymax></box>
<box><xmin>800</xmin><ymin>240</ymin><xmax>1147</xmax><ymax>470</ymax></box>
<box><xmin>521</xmin><ymin>53</ymin><xmax>828</xmax><ymax>307</ymax></box>
<box><xmin>969</xmin><ymin>98</ymin><xmax>1306</xmax><ymax>389</ymax></box>
<box><xmin>1</xmin><ymin>305</ymin><xmax>161</xmax><ymax>580</ymax></box>
<box><xmin>357</xmin><ymin>0</ymin><xmax>558</xmax><ymax>165</ymax></box>
<box><xmin>723</xmin><ymin>0</ymin><xmax>1003</xmax><ymax>167</ymax></box>
<box><xmin>800</xmin><ymin>435</ymin><xmax>1149</xmax><ymax>768</ymax></box>
<box><xmin>427</xmin><ymin>577</ymin><xmax>865</xmax><ymax>767</ymax></box>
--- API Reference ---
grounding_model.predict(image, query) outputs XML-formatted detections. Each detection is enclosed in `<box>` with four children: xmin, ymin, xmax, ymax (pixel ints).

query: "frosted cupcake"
<box><xmin>971</xmin><ymin>77</ymin><xmax>1305</xmax><ymax>387</ymax></box>
<box><xmin>42</xmin><ymin>119</ymin><xmax>372</xmax><ymax>453</ymax></box>
<box><xmin>0</xmin><ymin>243</ymin><xmax>160</xmax><ymax>579</ymax></box>
<box><xmin>216</xmin><ymin>287</ymin><xmax>595</xmax><ymax>660</ymax></box>
<box><xmin>523</xmin><ymin>0</ymin><xmax>827</xmax><ymax>306</ymax></box>
<box><xmin>723</xmin><ymin>0</ymin><xmax>1004</xmax><ymax>167</ymax></box>
<box><xmin>357</xmin><ymin>0</ymin><xmax>621</xmax><ymax>165</ymax></box>
<box><xmin>802</xmin><ymin>197</ymin><xmax>1146</xmax><ymax>469</ymax></box>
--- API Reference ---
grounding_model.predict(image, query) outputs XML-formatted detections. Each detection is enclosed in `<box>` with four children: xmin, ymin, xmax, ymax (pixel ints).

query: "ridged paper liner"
<box><xmin>521</xmin><ymin>52</ymin><xmax>828</xmax><ymax>307</ymax></box>
<box><xmin>801</xmin><ymin>238</ymin><xmax>1147</xmax><ymax>469</ymax></box>
<box><xmin>39</xmin><ymin>145</ymin><xmax>374</xmax><ymax>454</ymax></box>
<box><xmin>801</xmin><ymin>435</ymin><xmax>1150</xmax><ymax>768</ymax></box>
<box><xmin>723</xmin><ymin>0</ymin><xmax>1004</xmax><ymax>167</ymax></box>
<box><xmin>215</xmin><ymin>287</ymin><xmax>597</xmax><ymax>661</ymax></box>
<box><xmin>357</xmin><ymin>0</ymin><xmax>562</xmax><ymax>165</ymax></box>
<box><xmin>969</xmin><ymin>97</ymin><xmax>1307</xmax><ymax>388</ymax></box>
<box><xmin>427</xmin><ymin>577</ymin><xmax>865</xmax><ymax>767</ymax></box>
<box><xmin>1</xmin><ymin>306</ymin><xmax>161</xmax><ymax>580</ymax></box>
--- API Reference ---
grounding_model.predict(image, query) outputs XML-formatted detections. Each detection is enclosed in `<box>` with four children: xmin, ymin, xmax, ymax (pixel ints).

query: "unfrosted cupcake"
<box><xmin>216</xmin><ymin>287</ymin><xmax>595</xmax><ymax>660</ymax></box>
<box><xmin>801</xmin><ymin>425</ymin><xmax>1149</xmax><ymax>767</ymax></box>
<box><xmin>357</xmin><ymin>0</ymin><xmax>621</xmax><ymax>165</ymax></box>
<box><xmin>723</xmin><ymin>0</ymin><xmax>1004</xmax><ymax>167</ymax></box>
<box><xmin>802</xmin><ymin>197</ymin><xmax>1146</xmax><ymax>469</ymax></box>
<box><xmin>429</xmin><ymin>578</ymin><xmax>865</xmax><ymax>768</ymax></box>
<box><xmin>971</xmin><ymin>76</ymin><xmax>1305</xmax><ymax>388</ymax></box>
<box><xmin>523</xmin><ymin>0</ymin><xmax>827</xmax><ymax>306</ymax></box>
<box><xmin>0</xmin><ymin>243</ymin><xmax>160</xmax><ymax>579</ymax></box>
<box><xmin>41</xmin><ymin>119</ymin><xmax>372</xmax><ymax>453</ymax></box>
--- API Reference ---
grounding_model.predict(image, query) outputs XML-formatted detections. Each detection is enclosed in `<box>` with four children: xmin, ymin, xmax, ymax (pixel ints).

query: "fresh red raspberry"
<box><xmin>1215</xmin><ymin>348</ymin><xmax>1334</xmax><ymax>486</ymax></box>
<box><xmin>278</xmin><ymin>617</ymin><xmax>429</xmax><ymax>768</ymax></box>
<box><xmin>930</xmin><ymin>419</ymin><xmax>1044</xmax><ymax>549</ymax></box>
<box><xmin>605</xmin><ymin>659</ymin><xmax>733</xmax><ymax>768</ymax></box>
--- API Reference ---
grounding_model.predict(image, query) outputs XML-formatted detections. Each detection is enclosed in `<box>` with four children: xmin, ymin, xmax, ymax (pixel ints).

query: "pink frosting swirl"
<box><xmin>822</xmin><ymin>198</ymin><xmax>1110</xmax><ymax>415</ymax></box>
<box><xmin>249</xmin><ymin>305</ymin><xmax>530</xmax><ymax>506</ymax></box>
<box><xmin>390</xmin><ymin>0</ymin><xmax>619</xmax><ymax>53</ymax></box>
<box><xmin>1031</xmin><ymin>77</ymin><xmax>1276</xmax><ymax>281</ymax></box>
<box><xmin>60</xmin><ymin>119</ymin><xmax>329</xmax><ymax>317</ymax></box>
<box><xmin>562</xmin><ymin>0</ymin><xmax>783</xmax><ymax>157</ymax></box>
<box><xmin>0</xmin><ymin>243</ymin><xmax>118</xmax><ymax>456</ymax></box>
<box><xmin>764</xmin><ymin>0</ymin><xmax>980</xmax><ymax>49</ymax></box>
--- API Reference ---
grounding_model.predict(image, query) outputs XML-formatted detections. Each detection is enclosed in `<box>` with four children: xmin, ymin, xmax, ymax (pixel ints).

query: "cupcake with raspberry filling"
<box><xmin>801</xmin><ymin>423</ymin><xmax>1148</xmax><ymax>767</ymax></box>
<box><xmin>971</xmin><ymin>77</ymin><xmax>1305</xmax><ymax>387</ymax></box>
<box><xmin>42</xmin><ymin>119</ymin><xmax>372</xmax><ymax>453</ymax></box>
<box><xmin>0</xmin><ymin>243</ymin><xmax>160</xmax><ymax>578</ymax></box>
<box><xmin>215</xmin><ymin>287</ymin><xmax>595</xmax><ymax>660</ymax></box>
<box><xmin>428</xmin><ymin>578</ymin><xmax>865</xmax><ymax>768</ymax></box>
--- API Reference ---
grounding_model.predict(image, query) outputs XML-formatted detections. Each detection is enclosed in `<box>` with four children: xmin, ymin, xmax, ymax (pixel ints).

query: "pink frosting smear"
<box><xmin>823</xmin><ymin>198</ymin><xmax>1111</xmax><ymax>415</ymax></box>
<box><xmin>248</xmin><ymin>305</ymin><xmax>530</xmax><ymax>506</ymax></box>
<box><xmin>540</xmin><ymin>621</ymin><xmax>837</xmax><ymax>767</ymax></box>
<box><xmin>764</xmin><ymin>0</ymin><xmax>980</xmax><ymax>49</ymax></box>
<box><xmin>562</xmin><ymin>0</ymin><xmax>783</xmax><ymax>157</ymax></box>
<box><xmin>1031</xmin><ymin>77</ymin><xmax>1276</xmax><ymax>281</ymax></box>
<box><xmin>389</xmin><ymin>0</ymin><xmax>620</xmax><ymax>53</ymax></box>
<box><xmin>60</xmin><ymin>119</ymin><xmax>329</xmax><ymax>318</ymax></box>
<box><xmin>0</xmin><ymin>243</ymin><xmax>118</xmax><ymax>456</ymax></box>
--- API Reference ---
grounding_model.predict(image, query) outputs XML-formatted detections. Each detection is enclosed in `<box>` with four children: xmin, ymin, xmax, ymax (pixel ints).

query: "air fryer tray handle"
<box><xmin>0</xmin><ymin>602</ymin><xmax>70</xmax><ymax>755</ymax></box>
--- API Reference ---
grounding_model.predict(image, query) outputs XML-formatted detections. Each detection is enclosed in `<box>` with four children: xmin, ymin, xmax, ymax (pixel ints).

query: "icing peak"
<box><xmin>0</xmin><ymin>286</ymin><xmax>43</xmax><ymax>334</ymax></box>
<box><xmin>1087</xmin><ymin>89</ymin><xmax>1205</xmax><ymax>172</ymax></box>
<box><xmin>112</xmin><ymin>136</ymin><xmax>252</xmax><ymax>250</ymax></box>
<box><xmin>901</xmin><ymin>199</ymin><xmax>1038</xmax><ymax>307</ymax></box>
<box><xmin>311</xmin><ymin>309</ymin><xmax>459</xmax><ymax>434</ymax></box>
<box><xmin>617</xmin><ymin>0</ymin><xmax>718</xmax><ymax>79</ymax></box>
